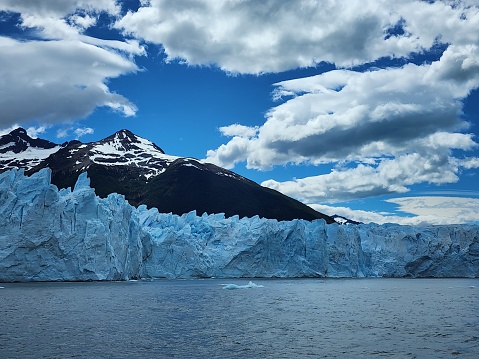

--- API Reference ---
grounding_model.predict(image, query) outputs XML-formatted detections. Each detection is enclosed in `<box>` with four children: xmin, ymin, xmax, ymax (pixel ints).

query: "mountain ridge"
<box><xmin>0</xmin><ymin>127</ymin><xmax>335</xmax><ymax>223</ymax></box>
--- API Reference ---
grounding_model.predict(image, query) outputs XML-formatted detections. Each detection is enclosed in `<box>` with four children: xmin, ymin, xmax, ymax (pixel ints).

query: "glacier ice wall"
<box><xmin>0</xmin><ymin>169</ymin><xmax>147</xmax><ymax>281</ymax></box>
<box><xmin>0</xmin><ymin>169</ymin><xmax>478</xmax><ymax>281</ymax></box>
<box><xmin>138</xmin><ymin>208</ymin><xmax>479</xmax><ymax>279</ymax></box>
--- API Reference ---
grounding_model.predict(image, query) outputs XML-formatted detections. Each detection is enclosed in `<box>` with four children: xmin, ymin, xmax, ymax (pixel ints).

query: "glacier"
<box><xmin>0</xmin><ymin>168</ymin><xmax>478</xmax><ymax>282</ymax></box>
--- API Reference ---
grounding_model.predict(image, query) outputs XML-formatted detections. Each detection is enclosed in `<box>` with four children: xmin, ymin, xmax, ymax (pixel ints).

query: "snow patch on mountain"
<box><xmin>0</xmin><ymin>142</ymin><xmax>15</xmax><ymax>151</ymax></box>
<box><xmin>0</xmin><ymin>145</ymin><xmax>61</xmax><ymax>171</ymax></box>
<box><xmin>85</xmin><ymin>130</ymin><xmax>182</xmax><ymax>177</ymax></box>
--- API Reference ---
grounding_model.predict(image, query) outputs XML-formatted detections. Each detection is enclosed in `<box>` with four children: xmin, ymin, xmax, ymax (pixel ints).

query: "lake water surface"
<box><xmin>1</xmin><ymin>278</ymin><xmax>478</xmax><ymax>358</ymax></box>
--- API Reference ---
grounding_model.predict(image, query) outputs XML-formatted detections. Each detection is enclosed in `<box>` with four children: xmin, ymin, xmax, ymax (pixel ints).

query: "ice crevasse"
<box><xmin>0</xmin><ymin>168</ymin><xmax>478</xmax><ymax>282</ymax></box>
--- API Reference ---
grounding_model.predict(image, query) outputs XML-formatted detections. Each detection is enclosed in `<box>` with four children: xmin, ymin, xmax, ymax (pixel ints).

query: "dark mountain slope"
<box><xmin>142</xmin><ymin>159</ymin><xmax>327</xmax><ymax>221</ymax></box>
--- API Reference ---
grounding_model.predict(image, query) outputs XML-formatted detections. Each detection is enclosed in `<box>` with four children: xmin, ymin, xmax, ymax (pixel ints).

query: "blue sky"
<box><xmin>1</xmin><ymin>0</ymin><xmax>479</xmax><ymax>225</ymax></box>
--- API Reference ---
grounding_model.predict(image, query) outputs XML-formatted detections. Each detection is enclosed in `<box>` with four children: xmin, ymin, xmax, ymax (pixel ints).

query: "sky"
<box><xmin>1</xmin><ymin>0</ymin><xmax>479</xmax><ymax>225</ymax></box>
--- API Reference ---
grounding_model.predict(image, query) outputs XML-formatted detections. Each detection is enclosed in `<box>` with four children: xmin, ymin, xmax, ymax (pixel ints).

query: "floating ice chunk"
<box><xmin>222</xmin><ymin>281</ymin><xmax>264</xmax><ymax>290</ymax></box>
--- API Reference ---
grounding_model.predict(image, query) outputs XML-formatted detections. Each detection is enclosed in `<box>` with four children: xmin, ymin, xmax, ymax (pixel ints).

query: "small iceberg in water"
<box><xmin>222</xmin><ymin>281</ymin><xmax>264</xmax><ymax>290</ymax></box>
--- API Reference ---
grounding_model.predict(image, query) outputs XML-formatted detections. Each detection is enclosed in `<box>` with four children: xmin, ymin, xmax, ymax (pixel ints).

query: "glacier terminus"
<box><xmin>0</xmin><ymin>168</ymin><xmax>478</xmax><ymax>282</ymax></box>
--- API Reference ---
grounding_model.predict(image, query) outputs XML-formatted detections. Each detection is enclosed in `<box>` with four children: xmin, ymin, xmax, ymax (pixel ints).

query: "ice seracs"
<box><xmin>0</xmin><ymin>168</ymin><xmax>144</xmax><ymax>281</ymax></box>
<box><xmin>0</xmin><ymin>169</ymin><xmax>478</xmax><ymax>281</ymax></box>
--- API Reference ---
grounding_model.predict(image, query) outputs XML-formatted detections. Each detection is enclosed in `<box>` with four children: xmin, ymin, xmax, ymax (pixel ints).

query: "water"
<box><xmin>0</xmin><ymin>278</ymin><xmax>478</xmax><ymax>358</ymax></box>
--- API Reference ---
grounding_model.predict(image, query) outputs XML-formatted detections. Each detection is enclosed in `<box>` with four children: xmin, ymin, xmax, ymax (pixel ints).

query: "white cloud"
<box><xmin>56</xmin><ymin>128</ymin><xmax>70</xmax><ymax>139</ymax></box>
<box><xmin>69</xmin><ymin>14</ymin><xmax>97</xmax><ymax>29</ymax></box>
<box><xmin>0</xmin><ymin>37</ymin><xmax>138</xmax><ymax>128</ymax></box>
<box><xmin>206</xmin><ymin>29</ymin><xmax>479</xmax><ymax>209</ymax></box>
<box><xmin>219</xmin><ymin>124</ymin><xmax>259</xmax><ymax>138</ymax></box>
<box><xmin>0</xmin><ymin>123</ymin><xmax>21</xmax><ymax>136</ymax></box>
<box><xmin>56</xmin><ymin>126</ymin><xmax>94</xmax><ymax>139</ymax></box>
<box><xmin>0</xmin><ymin>0</ymin><xmax>143</xmax><ymax>130</ymax></box>
<box><xmin>207</xmin><ymin>136</ymin><xmax>254</xmax><ymax>170</ymax></box>
<box><xmin>17</xmin><ymin>12</ymin><xmax>145</xmax><ymax>55</ymax></box>
<box><xmin>26</xmin><ymin>126</ymin><xmax>47</xmax><ymax>139</ymax></box>
<box><xmin>115</xmin><ymin>0</ymin><xmax>410</xmax><ymax>73</ymax></box>
<box><xmin>460</xmin><ymin>157</ymin><xmax>479</xmax><ymax>169</ymax></box>
<box><xmin>206</xmin><ymin>55</ymin><xmax>478</xmax><ymax>169</ymax></box>
<box><xmin>387</xmin><ymin>196</ymin><xmax>479</xmax><ymax>225</ymax></box>
<box><xmin>74</xmin><ymin>127</ymin><xmax>94</xmax><ymax>138</ymax></box>
<box><xmin>309</xmin><ymin>203</ymin><xmax>409</xmax><ymax>225</ymax></box>
<box><xmin>115</xmin><ymin>0</ymin><xmax>479</xmax><ymax>74</ymax></box>
<box><xmin>311</xmin><ymin>196</ymin><xmax>479</xmax><ymax>226</ymax></box>
<box><xmin>260</xmin><ymin>151</ymin><xmax>463</xmax><ymax>204</ymax></box>
<box><xmin>0</xmin><ymin>0</ymin><xmax>123</xmax><ymax>46</ymax></box>
<box><xmin>0</xmin><ymin>0</ymin><xmax>120</xmax><ymax>21</ymax></box>
<box><xmin>396</xmin><ymin>1</ymin><xmax>479</xmax><ymax>50</ymax></box>
<box><xmin>260</xmin><ymin>134</ymin><xmax>479</xmax><ymax>206</ymax></box>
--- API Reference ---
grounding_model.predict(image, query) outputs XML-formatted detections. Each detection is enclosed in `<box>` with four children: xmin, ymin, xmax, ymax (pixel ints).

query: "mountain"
<box><xmin>0</xmin><ymin>128</ymin><xmax>60</xmax><ymax>171</ymax></box>
<box><xmin>0</xmin><ymin>128</ymin><xmax>334</xmax><ymax>223</ymax></box>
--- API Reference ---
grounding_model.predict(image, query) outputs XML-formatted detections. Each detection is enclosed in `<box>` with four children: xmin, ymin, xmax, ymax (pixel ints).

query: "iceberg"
<box><xmin>222</xmin><ymin>281</ymin><xmax>264</xmax><ymax>290</ymax></box>
<box><xmin>0</xmin><ymin>169</ymin><xmax>478</xmax><ymax>281</ymax></box>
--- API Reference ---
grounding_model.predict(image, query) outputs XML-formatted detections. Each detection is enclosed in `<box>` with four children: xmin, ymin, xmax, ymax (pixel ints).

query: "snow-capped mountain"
<box><xmin>34</xmin><ymin>129</ymin><xmax>182</xmax><ymax>179</ymax></box>
<box><xmin>0</xmin><ymin>128</ymin><xmax>334</xmax><ymax>222</ymax></box>
<box><xmin>0</xmin><ymin>128</ymin><xmax>60</xmax><ymax>171</ymax></box>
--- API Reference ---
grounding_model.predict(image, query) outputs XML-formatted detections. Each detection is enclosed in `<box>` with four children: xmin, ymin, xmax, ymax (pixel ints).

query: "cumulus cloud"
<box><xmin>207</xmin><ymin>54</ymin><xmax>479</xmax><ymax>169</ymax></box>
<box><xmin>0</xmin><ymin>124</ymin><xmax>21</xmax><ymax>136</ymax></box>
<box><xmin>261</xmin><ymin>149</ymin><xmax>473</xmax><ymax>204</ymax></box>
<box><xmin>0</xmin><ymin>37</ymin><xmax>138</xmax><ymax>127</ymax></box>
<box><xmin>115</xmin><ymin>0</ymin><xmax>479</xmax><ymax>74</ymax></box>
<box><xmin>386</xmin><ymin>196</ymin><xmax>479</xmax><ymax>224</ymax></box>
<box><xmin>26</xmin><ymin>126</ymin><xmax>47</xmax><ymax>139</ymax></box>
<box><xmin>203</xmin><ymin>1</ymin><xmax>479</xmax><ymax>210</ymax></box>
<box><xmin>115</xmin><ymin>0</ymin><xmax>414</xmax><ymax>73</ymax></box>
<box><xmin>56</xmin><ymin>126</ymin><xmax>94</xmax><ymax>139</ymax></box>
<box><xmin>0</xmin><ymin>0</ymin><xmax>143</xmax><ymax>129</ymax></box>
<box><xmin>74</xmin><ymin>127</ymin><xmax>94</xmax><ymax>138</ymax></box>
<box><xmin>311</xmin><ymin>196</ymin><xmax>479</xmax><ymax>225</ymax></box>
<box><xmin>219</xmin><ymin>124</ymin><xmax>259</xmax><ymax>138</ymax></box>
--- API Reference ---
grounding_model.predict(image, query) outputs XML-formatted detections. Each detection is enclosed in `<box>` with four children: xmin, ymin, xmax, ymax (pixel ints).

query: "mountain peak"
<box><xmin>1</xmin><ymin>127</ymin><xmax>57</xmax><ymax>152</ymax></box>
<box><xmin>110</xmin><ymin>129</ymin><xmax>137</xmax><ymax>141</ymax></box>
<box><xmin>100</xmin><ymin>129</ymin><xmax>165</xmax><ymax>154</ymax></box>
<box><xmin>9</xmin><ymin>127</ymin><xmax>28</xmax><ymax>136</ymax></box>
<box><xmin>116</xmin><ymin>128</ymin><xmax>135</xmax><ymax>136</ymax></box>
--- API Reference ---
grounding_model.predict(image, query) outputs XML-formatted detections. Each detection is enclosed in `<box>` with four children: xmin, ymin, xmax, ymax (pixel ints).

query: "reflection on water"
<box><xmin>0</xmin><ymin>278</ymin><xmax>478</xmax><ymax>358</ymax></box>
